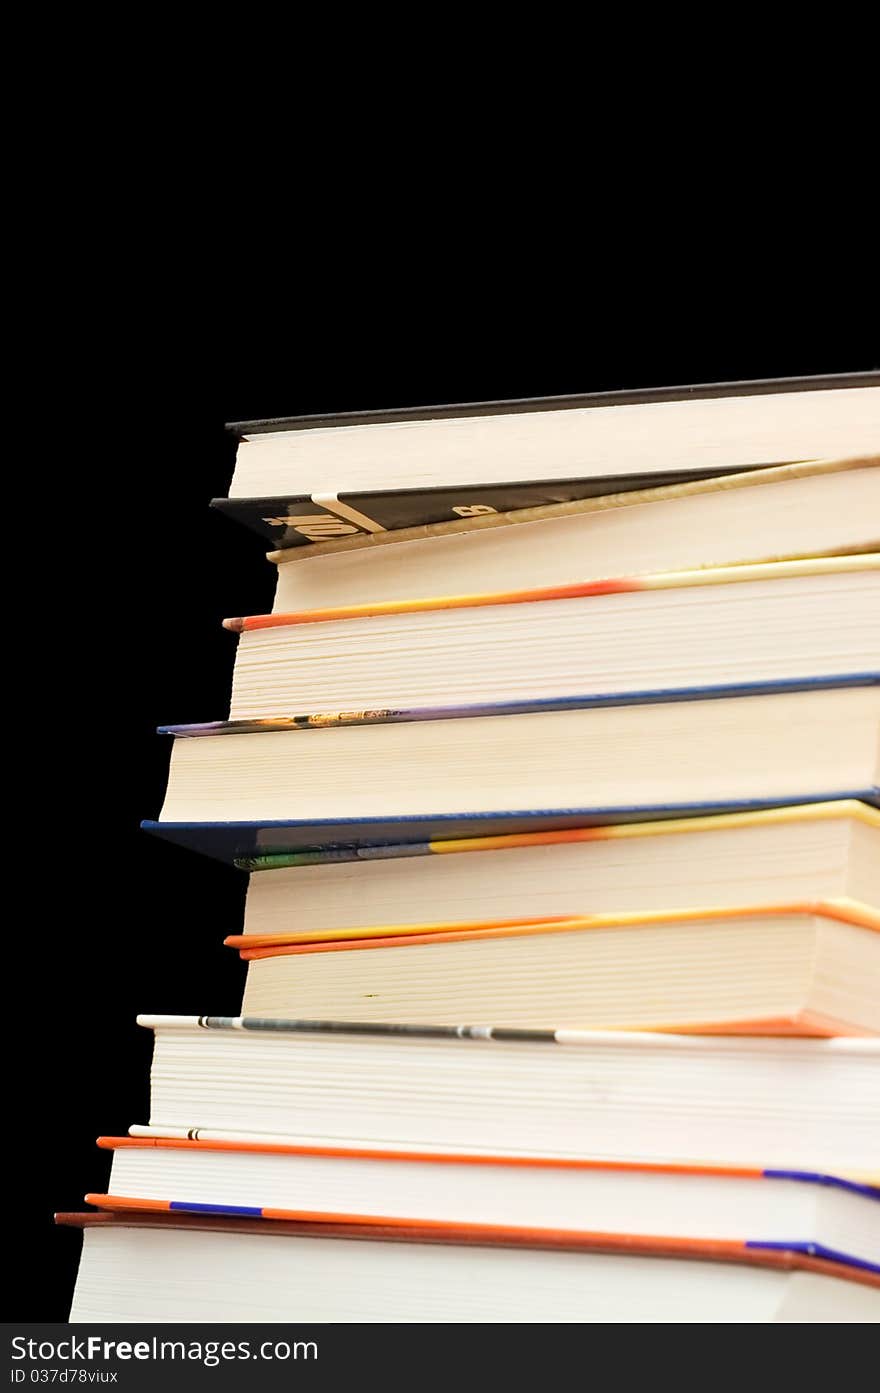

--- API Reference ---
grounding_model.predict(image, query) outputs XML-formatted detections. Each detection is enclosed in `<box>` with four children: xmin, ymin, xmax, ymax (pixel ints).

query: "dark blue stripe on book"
<box><xmin>169</xmin><ymin>1201</ymin><xmax>264</xmax><ymax>1218</ymax></box>
<box><xmin>745</xmin><ymin>1241</ymin><xmax>880</xmax><ymax>1275</ymax></box>
<box><xmin>157</xmin><ymin>673</ymin><xmax>880</xmax><ymax>737</ymax></box>
<box><xmin>764</xmin><ymin>1170</ymin><xmax>880</xmax><ymax>1201</ymax></box>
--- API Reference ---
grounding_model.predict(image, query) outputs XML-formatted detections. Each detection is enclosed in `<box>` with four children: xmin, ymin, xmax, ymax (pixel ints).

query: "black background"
<box><xmin>9</xmin><ymin>298</ymin><xmax>877</xmax><ymax>1319</ymax></box>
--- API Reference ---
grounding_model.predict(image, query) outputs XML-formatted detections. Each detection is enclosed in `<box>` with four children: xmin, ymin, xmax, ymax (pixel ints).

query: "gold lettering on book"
<box><xmin>262</xmin><ymin>513</ymin><xmax>362</xmax><ymax>538</ymax></box>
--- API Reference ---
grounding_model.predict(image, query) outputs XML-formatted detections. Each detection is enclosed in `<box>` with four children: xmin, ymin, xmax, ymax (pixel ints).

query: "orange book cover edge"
<box><xmin>55</xmin><ymin>1209</ymin><xmax>880</xmax><ymax>1290</ymax></box>
<box><xmin>97</xmin><ymin>1135</ymin><xmax>880</xmax><ymax>1190</ymax></box>
<box><xmin>227</xmin><ymin>899</ymin><xmax>880</xmax><ymax>955</ymax></box>
<box><xmin>224</xmin><ymin>553</ymin><xmax>879</xmax><ymax>631</ymax></box>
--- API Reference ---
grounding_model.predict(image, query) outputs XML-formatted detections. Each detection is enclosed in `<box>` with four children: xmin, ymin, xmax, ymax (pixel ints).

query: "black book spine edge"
<box><xmin>225</xmin><ymin>373</ymin><xmax>879</xmax><ymax>437</ymax></box>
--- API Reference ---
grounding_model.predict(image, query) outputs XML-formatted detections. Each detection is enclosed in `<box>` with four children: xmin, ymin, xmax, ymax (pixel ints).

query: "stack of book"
<box><xmin>61</xmin><ymin>376</ymin><xmax>880</xmax><ymax>1323</ymax></box>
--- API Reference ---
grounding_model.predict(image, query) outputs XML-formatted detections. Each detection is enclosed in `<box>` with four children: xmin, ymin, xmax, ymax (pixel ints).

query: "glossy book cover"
<box><xmin>212</xmin><ymin>469</ymin><xmax>761</xmax><ymax>550</ymax></box>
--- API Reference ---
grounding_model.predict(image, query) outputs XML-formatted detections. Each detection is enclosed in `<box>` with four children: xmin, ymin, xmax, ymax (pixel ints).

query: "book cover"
<box><xmin>261</xmin><ymin>455</ymin><xmax>879</xmax><ymax>566</ymax></box>
<box><xmin>221</xmin><ymin>554</ymin><xmax>879</xmax><ymax>634</ymax></box>
<box><xmin>56</xmin><ymin>1209</ymin><xmax>880</xmax><ymax>1286</ymax></box>
<box><xmin>140</xmin><ymin>792</ymin><xmax>879</xmax><ymax>867</ymax></box>
<box><xmin>227</xmin><ymin>899</ymin><xmax>880</xmax><ymax>954</ymax></box>
<box><xmin>97</xmin><ymin>1133</ymin><xmax>880</xmax><ymax>1192</ymax></box>
<box><xmin>159</xmin><ymin>674</ymin><xmax>879</xmax><ymax>739</ymax></box>
<box><xmin>80</xmin><ymin>1189</ymin><xmax>880</xmax><ymax>1277</ymax></box>
<box><xmin>231</xmin><ymin>900</ymin><xmax>880</xmax><ymax>1037</ymax></box>
<box><xmin>213</xmin><ymin>469</ymin><xmax>763</xmax><ymax>550</ymax></box>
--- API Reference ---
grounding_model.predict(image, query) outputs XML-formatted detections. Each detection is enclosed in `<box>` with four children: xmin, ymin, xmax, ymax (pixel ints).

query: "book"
<box><xmin>136</xmin><ymin>1016</ymin><xmax>880</xmax><ymax>1172</ymax></box>
<box><xmin>222</xmin><ymin>556</ymin><xmax>880</xmax><ymax>718</ymax></box>
<box><xmin>147</xmin><ymin>796</ymin><xmax>874</xmax><ymax>880</ymax></box>
<box><xmin>60</xmin><ymin>1211</ymin><xmax>880</xmax><ymax>1323</ymax></box>
<box><xmin>269</xmin><ymin>458</ymin><xmax>880</xmax><ymax>611</ymax></box>
<box><xmin>216</xmin><ymin>374</ymin><xmax>880</xmax><ymax>550</ymax></box>
<box><xmin>232</xmin><ymin>904</ymin><xmax>880</xmax><ymax>1037</ymax></box>
<box><xmin>148</xmin><ymin>682</ymin><xmax>880</xmax><ymax>850</ymax></box>
<box><xmin>61</xmin><ymin>379</ymin><xmax>880</xmax><ymax>1324</ymax></box>
<box><xmin>90</xmin><ymin>1136</ymin><xmax>880</xmax><ymax>1273</ymax></box>
<box><xmin>236</xmin><ymin>801</ymin><xmax>879</xmax><ymax>936</ymax></box>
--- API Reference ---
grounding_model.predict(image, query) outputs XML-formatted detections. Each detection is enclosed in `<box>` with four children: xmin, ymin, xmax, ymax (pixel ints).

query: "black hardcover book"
<box><xmin>213</xmin><ymin>374</ymin><xmax>879</xmax><ymax>548</ymax></box>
